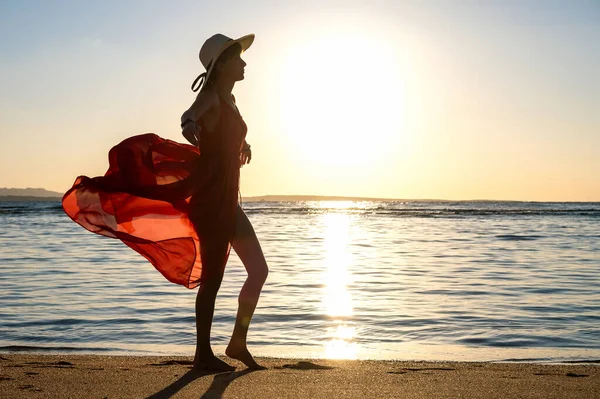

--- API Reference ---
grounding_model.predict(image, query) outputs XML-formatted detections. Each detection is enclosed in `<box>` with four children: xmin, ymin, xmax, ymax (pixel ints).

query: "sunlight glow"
<box><xmin>278</xmin><ymin>34</ymin><xmax>408</xmax><ymax>172</ymax></box>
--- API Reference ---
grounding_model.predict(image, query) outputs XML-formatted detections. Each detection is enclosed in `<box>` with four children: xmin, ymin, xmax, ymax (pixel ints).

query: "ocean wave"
<box><xmin>2</xmin><ymin>200</ymin><xmax>599</xmax><ymax>218</ymax></box>
<box><xmin>0</xmin><ymin>345</ymin><xmax>113</xmax><ymax>353</ymax></box>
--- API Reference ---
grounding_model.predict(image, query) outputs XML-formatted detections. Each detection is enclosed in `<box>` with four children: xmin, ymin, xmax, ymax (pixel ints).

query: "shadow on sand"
<box><xmin>146</xmin><ymin>368</ymin><xmax>256</xmax><ymax>399</ymax></box>
<box><xmin>200</xmin><ymin>369</ymin><xmax>256</xmax><ymax>399</ymax></box>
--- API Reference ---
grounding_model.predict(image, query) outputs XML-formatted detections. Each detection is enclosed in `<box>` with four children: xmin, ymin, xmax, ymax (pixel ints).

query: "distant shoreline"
<box><xmin>0</xmin><ymin>196</ymin><xmax>62</xmax><ymax>202</ymax></box>
<box><xmin>0</xmin><ymin>195</ymin><xmax>597</xmax><ymax>203</ymax></box>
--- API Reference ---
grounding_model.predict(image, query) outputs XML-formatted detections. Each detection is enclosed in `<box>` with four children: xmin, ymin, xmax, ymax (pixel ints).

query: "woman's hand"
<box><xmin>180</xmin><ymin>90</ymin><xmax>219</xmax><ymax>147</ymax></box>
<box><xmin>182</xmin><ymin>120</ymin><xmax>201</xmax><ymax>147</ymax></box>
<box><xmin>240</xmin><ymin>143</ymin><xmax>252</xmax><ymax>167</ymax></box>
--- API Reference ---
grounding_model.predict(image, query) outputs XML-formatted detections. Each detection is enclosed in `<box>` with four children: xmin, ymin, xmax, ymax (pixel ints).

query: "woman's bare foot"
<box><xmin>193</xmin><ymin>355</ymin><xmax>235</xmax><ymax>372</ymax></box>
<box><xmin>225</xmin><ymin>345</ymin><xmax>266</xmax><ymax>370</ymax></box>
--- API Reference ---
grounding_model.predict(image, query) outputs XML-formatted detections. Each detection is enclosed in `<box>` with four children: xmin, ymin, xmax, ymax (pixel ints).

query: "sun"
<box><xmin>278</xmin><ymin>34</ymin><xmax>408</xmax><ymax>171</ymax></box>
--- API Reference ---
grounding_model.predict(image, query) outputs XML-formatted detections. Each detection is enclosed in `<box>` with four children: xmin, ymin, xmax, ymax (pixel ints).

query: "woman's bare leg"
<box><xmin>194</xmin><ymin>250</ymin><xmax>235</xmax><ymax>371</ymax></box>
<box><xmin>225</xmin><ymin>205</ymin><xmax>269</xmax><ymax>369</ymax></box>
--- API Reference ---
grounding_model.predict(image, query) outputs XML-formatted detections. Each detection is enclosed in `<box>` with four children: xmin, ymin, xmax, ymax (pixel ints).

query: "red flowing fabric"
<box><xmin>62</xmin><ymin>99</ymin><xmax>247</xmax><ymax>289</ymax></box>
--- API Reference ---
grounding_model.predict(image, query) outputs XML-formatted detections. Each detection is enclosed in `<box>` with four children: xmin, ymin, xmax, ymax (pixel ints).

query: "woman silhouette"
<box><xmin>62</xmin><ymin>33</ymin><xmax>268</xmax><ymax>371</ymax></box>
<box><xmin>181</xmin><ymin>33</ymin><xmax>268</xmax><ymax>371</ymax></box>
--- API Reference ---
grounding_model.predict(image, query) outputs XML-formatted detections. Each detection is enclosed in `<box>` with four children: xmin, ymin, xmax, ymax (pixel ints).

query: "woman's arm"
<box><xmin>181</xmin><ymin>90</ymin><xmax>219</xmax><ymax>146</ymax></box>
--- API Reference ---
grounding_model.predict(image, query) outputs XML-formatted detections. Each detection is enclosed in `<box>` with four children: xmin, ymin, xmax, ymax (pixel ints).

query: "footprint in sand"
<box><xmin>566</xmin><ymin>373</ymin><xmax>589</xmax><ymax>378</ymax></box>
<box><xmin>24</xmin><ymin>361</ymin><xmax>74</xmax><ymax>368</ymax></box>
<box><xmin>150</xmin><ymin>360</ymin><xmax>194</xmax><ymax>366</ymax></box>
<box><xmin>55</xmin><ymin>361</ymin><xmax>73</xmax><ymax>366</ymax></box>
<box><xmin>277</xmin><ymin>361</ymin><xmax>334</xmax><ymax>370</ymax></box>
<box><xmin>19</xmin><ymin>384</ymin><xmax>42</xmax><ymax>392</ymax></box>
<box><xmin>534</xmin><ymin>372</ymin><xmax>589</xmax><ymax>378</ymax></box>
<box><xmin>388</xmin><ymin>367</ymin><xmax>455</xmax><ymax>374</ymax></box>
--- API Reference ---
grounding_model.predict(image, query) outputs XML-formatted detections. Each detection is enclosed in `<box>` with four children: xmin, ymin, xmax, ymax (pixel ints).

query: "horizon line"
<box><xmin>0</xmin><ymin>193</ymin><xmax>598</xmax><ymax>203</ymax></box>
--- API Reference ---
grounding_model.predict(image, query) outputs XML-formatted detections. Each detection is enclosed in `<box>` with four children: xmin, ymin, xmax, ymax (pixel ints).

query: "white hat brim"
<box><xmin>204</xmin><ymin>34</ymin><xmax>254</xmax><ymax>85</ymax></box>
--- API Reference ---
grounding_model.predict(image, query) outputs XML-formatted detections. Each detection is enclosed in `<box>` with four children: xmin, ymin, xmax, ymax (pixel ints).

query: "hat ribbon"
<box><xmin>191</xmin><ymin>72</ymin><xmax>207</xmax><ymax>92</ymax></box>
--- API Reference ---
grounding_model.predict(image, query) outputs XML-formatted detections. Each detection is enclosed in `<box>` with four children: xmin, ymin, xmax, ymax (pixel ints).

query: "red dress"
<box><xmin>62</xmin><ymin>97</ymin><xmax>247</xmax><ymax>289</ymax></box>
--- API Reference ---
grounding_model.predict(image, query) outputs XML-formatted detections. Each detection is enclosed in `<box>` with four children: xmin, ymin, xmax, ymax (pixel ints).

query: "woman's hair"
<box><xmin>201</xmin><ymin>43</ymin><xmax>242</xmax><ymax>91</ymax></box>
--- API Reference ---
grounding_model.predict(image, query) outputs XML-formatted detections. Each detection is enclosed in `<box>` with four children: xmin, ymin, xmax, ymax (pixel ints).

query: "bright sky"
<box><xmin>1</xmin><ymin>0</ymin><xmax>598</xmax><ymax>201</ymax></box>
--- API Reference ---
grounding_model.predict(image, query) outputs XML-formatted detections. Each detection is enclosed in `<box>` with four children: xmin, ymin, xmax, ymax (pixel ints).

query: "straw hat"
<box><xmin>191</xmin><ymin>33</ymin><xmax>255</xmax><ymax>92</ymax></box>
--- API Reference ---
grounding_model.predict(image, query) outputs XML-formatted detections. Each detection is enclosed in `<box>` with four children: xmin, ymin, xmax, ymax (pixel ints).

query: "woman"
<box><xmin>181</xmin><ymin>33</ymin><xmax>269</xmax><ymax>371</ymax></box>
<box><xmin>62</xmin><ymin>33</ymin><xmax>268</xmax><ymax>371</ymax></box>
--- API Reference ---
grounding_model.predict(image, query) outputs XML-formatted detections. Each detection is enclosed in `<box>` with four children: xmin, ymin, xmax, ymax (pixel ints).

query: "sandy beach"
<box><xmin>0</xmin><ymin>354</ymin><xmax>598</xmax><ymax>399</ymax></box>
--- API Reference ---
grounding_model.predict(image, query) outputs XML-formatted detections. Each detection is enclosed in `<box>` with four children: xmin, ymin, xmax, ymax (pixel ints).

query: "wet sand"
<box><xmin>0</xmin><ymin>354</ymin><xmax>598</xmax><ymax>398</ymax></box>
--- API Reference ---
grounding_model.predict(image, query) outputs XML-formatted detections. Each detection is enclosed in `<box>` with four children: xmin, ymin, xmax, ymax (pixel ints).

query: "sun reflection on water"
<box><xmin>316</xmin><ymin>200</ymin><xmax>357</xmax><ymax>210</ymax></box>
<box><xmin>321</xmin><ymin>211</ymin><xmax>360</xmax><ymax>359</ymax></box>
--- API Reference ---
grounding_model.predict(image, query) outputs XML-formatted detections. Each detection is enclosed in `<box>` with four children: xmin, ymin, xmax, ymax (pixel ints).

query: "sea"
<box><xmin>1</xmin><ymin>199</ymin><xmax>599</xmax><ymax>363</ymax></box>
